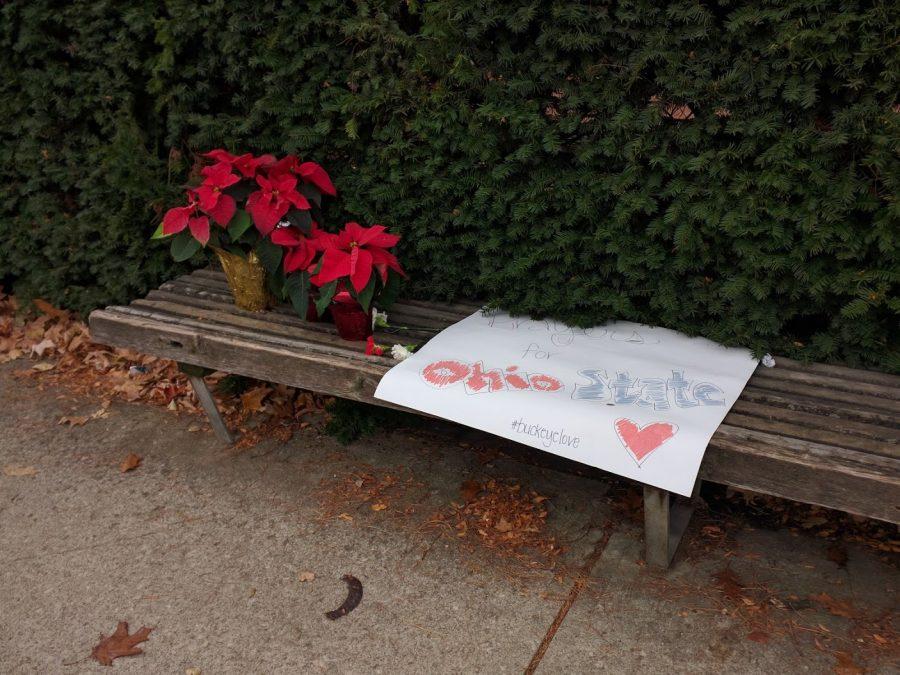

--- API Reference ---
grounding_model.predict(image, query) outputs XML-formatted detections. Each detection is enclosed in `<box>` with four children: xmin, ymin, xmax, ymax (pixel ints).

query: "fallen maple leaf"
<box><xmin>298</xmin><ymin>571</ymin><xmax>316</xmax><ymax>582</ymax></box>
<box><xmin>240</xmin><ymin>386</ymin><xmax>271</xmax><ymax>412</ymax></box>
<box><xmin>460</xmin><ymin>479</ymin><xmax>481</xmax><ymax>502</ymax></box>
<box><xmin>833</xmin><ymin>650</ymin><xmax>865</xmax><ymax>674</ymax></box>
<box><xmin>713</xmin><ymin>568</ymin><xmax>746</xmax><ymax>602</ymax></box>
<box><xmin>747</xmin><ymin>630</ymin><xmax>770</xmax><ymax>644</ymax></box>
<box><xmin>810</xmin><ymin>593</ymin><xmax>861</xmax><ymax>619</ymax></box>
<box><xmin>32</xmin><ymin>298</ymin><xmax>68</xmax><ymax>319</ymax></box>
<box><xmin>90</xmin><ymin>621</ymin><xmax>152</xmax><ymax>666</ymax></box>
<box><xmin>60</xmin><ymin>405</ymin><xmax>110</xmax><ymax>427</ymax></box>
<box><xmin>120</xmin><ymin>453</ymin><xmax>143</xmax><ymax>473</ymax></box>
<box><xmin>59</xmin><ymin>415</ymin><xmax>90</xmax><ymax>427</ymax></box>
<box><xmin>2</xmin><ymin>464</ymin><xmax>38</xmax><ymax>477</ymax></box>
<box><xmin>495</xmin><ymin>517</ymin><xmax>513</xmax><ymax>533</ymax></box>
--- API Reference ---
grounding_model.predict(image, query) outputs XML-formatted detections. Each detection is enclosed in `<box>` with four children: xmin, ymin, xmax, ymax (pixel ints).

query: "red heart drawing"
<box><xmin>614</xmin><ymin>418</ymin><xmax>678</xmax><ymax>466</ymax></box>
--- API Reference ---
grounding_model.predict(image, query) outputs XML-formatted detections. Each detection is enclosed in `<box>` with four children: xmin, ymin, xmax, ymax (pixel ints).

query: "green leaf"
<box><xmin>171</xmin><ymin>230</ymin><xmax>201</xmax><ymax>262</ymax></box>
<box><xmin>355</xmin><ymin>275</ymin><xmax>377</xmax><ymax>312</ymax></box>
<box><xmin>267</xmin><ymin>266</ymin><xmax>285</xmax><ymax>299</ymax></box>
<box><xmin>224</xmin><ymin>180</ymin><xmax>255</xmax><ymax>202</ymax></box>
<box><xmin>378</xmin><ymin>271</ymin><xmax>402</xmax><ymax>309</ymax></box>
<box><xmin>285</xmin><ymin>272</ymin><xmax>310</xmax><ymax>319</ymax></box>
<box><xmin>207</xmin><ymin>227</ymin><xmax>221</xmax><ymax>249</ymax></box>
<box><xmin>227</xmin><ymin>209</ymin><xmax>253</xmax><ymax>241</ymax></box>
<box><xmin>150</xmin><ymin>222</ymin><xmax>168</xmax><ymax>239</ymax></box>
<box><xmin>255</xmin><ymin>237</ymin><xmax>282</xmax><ymax>274</ymax></box>
<box><xmin>284</xmin><ymin>208</ymin><xmax>312</xmax><ymax>233</ymax></box>
<box><xmin>316</xmin><ymin>280</ymin><xmax>338</xmax><ymax>317</ymax></box>
<box><xmin>299</xmin><ymin>183</ymin><xmax>322</xmax><ymax>208</ymax></box>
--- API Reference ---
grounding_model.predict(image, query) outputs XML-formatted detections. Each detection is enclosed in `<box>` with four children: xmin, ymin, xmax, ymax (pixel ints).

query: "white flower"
<box><xmin>762</xmin><ymin>353</ymin><xmax>775</xmax><ymax>368</ymax></box>
<box><xmin>391</xmin><ymin>344</ymin><xmax>414</xmax><ymax>361</ymax></box>
<box><xmin>372</xmin><ymin>309</ymin><xmax>388</xmax><ymax>330</ymax></box>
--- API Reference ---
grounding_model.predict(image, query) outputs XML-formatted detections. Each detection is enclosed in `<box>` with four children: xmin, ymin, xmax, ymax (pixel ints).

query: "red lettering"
<box><xmin>465</xmin><ymin>361</ymin><xmax>505</xmax><ymax>393</ymax></box>
<box><xmin>422</xmin><ymin>360</ymin><xmax>471</xmax><ymax>388</ymax></box>
<box><xmin>529</xmin><ymin>374</ymin><xmax>563</xmax><ymax>392</ymax></box>
<box><xmin>422</xmin><ymin>360</ymin><xmax>563</xmax><ymax>394</ymax></box>
<box><xmin>504</xmin><ymin>366</ymin><xmax>531</xmax><ymax>390</ymax></box>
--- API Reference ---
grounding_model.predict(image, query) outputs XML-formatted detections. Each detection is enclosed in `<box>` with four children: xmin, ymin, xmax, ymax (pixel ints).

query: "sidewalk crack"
<box><xmin>524</xmin><ymin>521</ymin><xmax>615</xmax><ymax>674</ymax></box>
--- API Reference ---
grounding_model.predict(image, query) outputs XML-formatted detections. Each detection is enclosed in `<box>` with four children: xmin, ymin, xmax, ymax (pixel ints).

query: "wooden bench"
<box><xmin>89</xmin><ymin>269</ymin><xmax>900</xmax><ymax>568</ymax></box>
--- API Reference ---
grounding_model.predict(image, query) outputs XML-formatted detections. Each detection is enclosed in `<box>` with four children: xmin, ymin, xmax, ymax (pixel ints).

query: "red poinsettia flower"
<box><xmin>310</xmin><ymin>222</ymin><xmax>405</xmax><ymax>292</ymax></box>
<box><xmin>268</xmin><ymin>154</ymin><xmax>337</xmax><ymax>196</ymax></box>
<box><xmin>195</xmin><ymin>162</ymin><xmax>240</xmax><ymax>226</ymax></box>
<box><xmin>203</xmin><ymin>149</ymin><xmax>275</xmax><ymax>178</ymax></box>
<box><xmin>246</xmin><ymin>173</ymin><xmax>311</xmax><ymax>236</ymax></box>
<box><xmin>161</xmin><ymin>191</ymin><xmax>210</xmax><ymax>245</ymax></box>
<box><xmin>365</xmin><ymin>335</ymin><xmax>384</xmax><ymax>356</ymax></box>
<box><xmin>270</xmin><ymin>224</ymin><xmax>323</xmax><ymax>273</ymax></box>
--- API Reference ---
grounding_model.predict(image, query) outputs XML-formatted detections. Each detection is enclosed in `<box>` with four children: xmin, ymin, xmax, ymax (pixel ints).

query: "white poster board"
<box><xmin>374</xmin><ymin>310</ymin><xmax>759</xmax><ymax>496</ymax></box>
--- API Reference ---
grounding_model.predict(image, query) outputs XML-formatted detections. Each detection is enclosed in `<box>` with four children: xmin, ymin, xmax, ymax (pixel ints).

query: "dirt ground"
<box><xmin>0</xmin><ymin>361</ymin><xmax>897</xmax><ymax>673</ymax></box>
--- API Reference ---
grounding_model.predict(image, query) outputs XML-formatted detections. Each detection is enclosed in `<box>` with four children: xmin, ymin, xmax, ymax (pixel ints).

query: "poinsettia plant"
<box><xmin>152</xmin><ymin>149</ymin><xmax>336</xmax><ymax>314</ymax></box>
<box><xmin>269</xmin><ymin>221</ymin><xmax>406</xmax><ymax>319</ymax></box>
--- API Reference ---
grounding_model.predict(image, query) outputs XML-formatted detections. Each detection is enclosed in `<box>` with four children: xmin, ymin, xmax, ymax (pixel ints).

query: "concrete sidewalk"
<box><xmin>0</xmin><ymin>363</ymin><xmax>896</xmax><ymax>673</ymax></box>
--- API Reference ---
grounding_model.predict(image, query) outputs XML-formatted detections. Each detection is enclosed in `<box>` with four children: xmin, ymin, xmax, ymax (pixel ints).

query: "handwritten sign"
<box><xmin>374</xmin><ymin>310</ymin><xmax>758</xmax><ymax>496</ymax></box>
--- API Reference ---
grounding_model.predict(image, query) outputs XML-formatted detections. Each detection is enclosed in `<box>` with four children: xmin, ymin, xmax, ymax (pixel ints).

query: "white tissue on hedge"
<box><xmin>762</xmin><ymin>354</ymin><xmax>775</xmax><ymax>368</ymax></box>
<box><xmin>391</xmin><ymin>344</ymin><xmax>413</xmax><ymax>361</ymax></box>
<box><xmin>372</xmin><ymin>309</ymin><xmax>388</xmax><ymax>330</ymax></box>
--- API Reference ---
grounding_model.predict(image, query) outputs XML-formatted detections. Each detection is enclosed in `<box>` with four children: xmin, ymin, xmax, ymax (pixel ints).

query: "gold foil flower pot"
<box><xmin>213</xmin><ymin>247</ymin><xmax>274</xmax><ymax>311</ymax></box>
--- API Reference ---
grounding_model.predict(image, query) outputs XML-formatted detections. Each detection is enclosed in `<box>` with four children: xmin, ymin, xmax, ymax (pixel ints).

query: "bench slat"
<box><xmin>111</xmin><ymin>304</ymin><xmax>394</xmax><ymax>366</ymax></box>
<box><xmin>745</xmin><ymin>377</ymin><xmax>899</xmax><ymax>416</ymax></box>
<box><xmin>750</xmin><ymin>365</ymin><xmax>900</xmax><ymax>402</ymax></box>
<box><xmin>730</xmin><ymin>399</ymin><xmax>900</xmax><ymax>444</ymax></box>
<box><xmin>90</xmin><ymin>309</ymin><xmax>391</xmax><ymax>403</ymax></box>
<box><xmin>705</xmin><ymin>431</ymin><xmax>899</xmax><ymax>524</ymax></box>
<box><xmin>147</xmin><ymin>289</ymin><xmax>438</xmax><ymax>343</ymax></box>
<box><xmin>723</xmin><ymin>411</ymin><xmax>896</xmax><ymax>458</ymax></box>
<box><xmin>738</xmin><ymin>387</ymin><xmax>898</xmax><ymax>428</ymax></box>
<box><xmin>774</xmin><ymin>355</ymin><xmax>900</xmax><ymax>389</ymax></box>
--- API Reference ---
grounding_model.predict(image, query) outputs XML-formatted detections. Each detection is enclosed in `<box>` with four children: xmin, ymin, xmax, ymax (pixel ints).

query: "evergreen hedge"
<box><xmin>1</xmin><ymin>1</ymin><xmax>897</xmax><ymax>371</ymax></box>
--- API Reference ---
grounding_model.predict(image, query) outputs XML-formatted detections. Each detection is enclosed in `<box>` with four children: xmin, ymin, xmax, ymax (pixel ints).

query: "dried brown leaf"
<box><xmin>59</xmin><ymin>415</ymin><xmax>89</xmax><ymax>427</ymax></box>
<box><xmin>713</xmin><ymin>568</ymin><xmax>745</xmax><ymax>602</ymax></box>
<box><xmin>2</xmin><ymin>464</ymin><xmax>38</xmax><ymax>477</ymax></box>
<box><xmin>833</xmin><ymin>651</ymin><xmax>865</xmax><ymax>674</ymax></box>
<box><xmin>240</xmin><ymin>386</ymin><xmax>272</xmax><ymax>412</ymax></box>
<box><xmin>120</xmin><ymin>453</ymin><xmax>143</xmax><ymax>473</ymax></box>
<box><xmin>495</xmin><ymin>517</ymin><xmax>513</xmax><ymax>533</ymax></box>
<box><xmin>90</xmin><ymin>621</ymin><xmax>152</xmax><ymax>666</ymax></box>
<box><xmin>460</xmin><ymin>479</ymin><xmax>481</xmax><ymax>502</ymax></box>
<box><xmin>810</xmin><ymin>593</ymin><xmax>861</xmax><ymax>619</ymax></box>
<box><xmin>747</xmin><ymin>630</ymin><xmax>770</xmax><ymax>644</ymax></box>
<box><xmin>32</xmin><ymin>298</ymin><xmax>68</xmax><ymax>319</ymax></box>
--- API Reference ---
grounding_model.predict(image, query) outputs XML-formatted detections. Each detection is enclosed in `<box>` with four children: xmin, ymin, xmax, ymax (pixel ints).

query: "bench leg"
<box><xmin>643</xmin><ymin>483</ymin><xmax>698</xmax><ymax>568</ymax></box>
<box><xmin>181</xmin><ymin>368</ymin><xmax>234</xmax><ymax>445</ymax></box>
